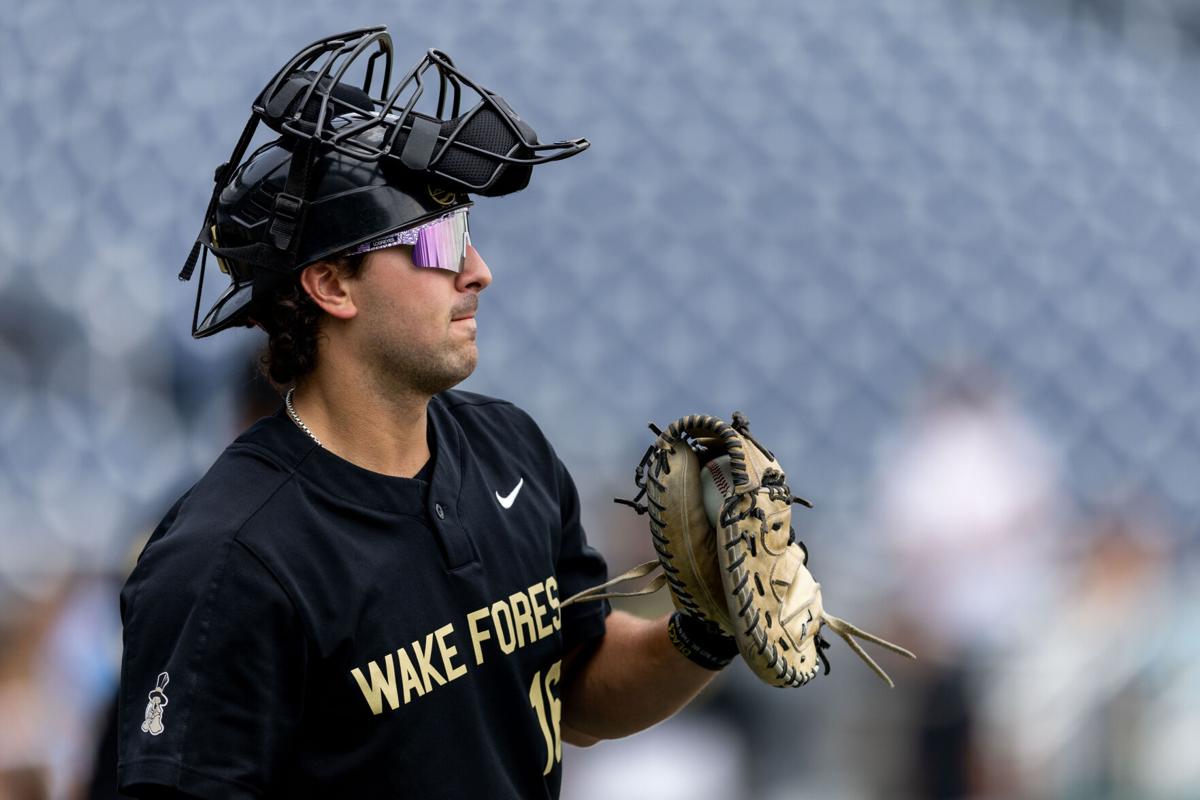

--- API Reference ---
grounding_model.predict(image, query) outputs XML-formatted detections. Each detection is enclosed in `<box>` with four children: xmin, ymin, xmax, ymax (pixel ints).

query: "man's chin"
<box><xmin>372</xmin><ymin>339</ymin><xmax>479</xmax><ymax>397</ymax></box>
<box><xmin>423</xmin><ymin>351</ymin><xmax>478</xmax><ymax>395</ymax></box>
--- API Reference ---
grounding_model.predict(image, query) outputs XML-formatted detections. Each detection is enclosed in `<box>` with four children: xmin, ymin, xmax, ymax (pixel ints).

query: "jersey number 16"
<box><xmin>528</xmin><ymin>662</ymin><xmax>562</xmax><ymax>776</ymax></box>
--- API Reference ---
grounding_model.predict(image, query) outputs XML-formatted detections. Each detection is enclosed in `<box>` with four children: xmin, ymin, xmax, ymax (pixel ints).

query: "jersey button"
<box><xmin>434</xmin><ymin>502</ymin><xmax>446</xmax><ymax>520</ymax></box>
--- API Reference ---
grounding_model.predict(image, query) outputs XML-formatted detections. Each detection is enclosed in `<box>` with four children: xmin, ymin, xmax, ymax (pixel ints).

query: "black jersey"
<box><xmin>117</xmin><ymin>390</ymin><xmax>610</xmax><ymax>799</ymax></box>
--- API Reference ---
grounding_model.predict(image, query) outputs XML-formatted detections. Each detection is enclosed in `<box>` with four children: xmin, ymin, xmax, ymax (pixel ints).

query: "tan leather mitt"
<box><xmin>564</xmin><ymin>412</ymin><xmax>915</xmax><ymax>687</ymax></box>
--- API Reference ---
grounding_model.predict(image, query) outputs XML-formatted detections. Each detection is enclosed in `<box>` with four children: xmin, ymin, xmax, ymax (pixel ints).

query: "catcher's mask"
<box><xmin>179</xmin><ymin>26</ymin><xmax>589</xmax><ymax>338</ymax></box>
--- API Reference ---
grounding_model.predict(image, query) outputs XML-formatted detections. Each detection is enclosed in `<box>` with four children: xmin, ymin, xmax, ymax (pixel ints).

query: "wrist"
<box><xmin>667</xmin><ymin>611</ymin><xmax>738</xmax><ymax>671</ymax></box>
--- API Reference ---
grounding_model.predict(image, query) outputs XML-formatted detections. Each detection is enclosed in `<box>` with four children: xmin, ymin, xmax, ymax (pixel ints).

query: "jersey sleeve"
<box><xmin>552</xmin><ymin>455</ymin><xmax>611</xmax><ymax>650</ymax></box>
<box><xmin>118</xmin><ymin>532</ymin><xmax>307</xmax><ymax>800</ymax></box>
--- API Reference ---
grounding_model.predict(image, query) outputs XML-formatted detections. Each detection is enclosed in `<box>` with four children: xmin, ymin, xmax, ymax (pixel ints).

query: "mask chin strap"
<box><xmin>179</xmin><ymin>111</ymin><xmax>313</xmax><ymax>338</ymax></box>
<box><xmin>178</xmin><ymin>113</ymin><xmax>263</xmax><ymax>283</ymax></box>
<box><xmin>178</xmin><ymin>82</ymin><xmax>344</xmax><ymax>339</ymax></box>
<box><xmin>188</xmin><ymin>242</ymin><xmax>207</xmax><ymax>336</ymax></box>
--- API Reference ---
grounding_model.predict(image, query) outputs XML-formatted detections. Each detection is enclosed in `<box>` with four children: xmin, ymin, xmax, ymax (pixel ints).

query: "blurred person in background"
<box><xmin>871</xmin><ymin>366</ymin><xmax>1069</xmax><ymax>799</ymax></box>
<box><xmin>980</xmin><ymin>506</ymin><xmax>1176</xmax><ymax>799</ymax></box>
<box><xmin>0</xmin><ymin>596</ymin><xmax>59</xmax><ymax>800</ymax></box>
<box><xmin>0</xmin><ymin>577</ymin><xmax>120</xmax><ymax>800</ymax></box>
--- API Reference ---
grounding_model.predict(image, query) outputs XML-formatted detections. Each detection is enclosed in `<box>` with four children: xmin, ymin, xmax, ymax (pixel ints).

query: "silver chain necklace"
<box><xmin>285</xmin><ymin>388</ymin><xmax>324</xmax><ymax>448</ymax></box>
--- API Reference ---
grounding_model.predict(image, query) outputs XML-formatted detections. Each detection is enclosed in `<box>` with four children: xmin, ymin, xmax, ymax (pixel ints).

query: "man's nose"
<box><xmin>457</xmin><ymin>244</ymin><xmax>492</xmax><ymax>292</ymax></box>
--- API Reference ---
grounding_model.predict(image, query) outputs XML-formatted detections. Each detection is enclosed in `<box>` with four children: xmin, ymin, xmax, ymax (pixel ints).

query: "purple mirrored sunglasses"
<box><xmin>343</xmin><ymin>207</ymin><xmax>471</xmax><ymax>271</ymax></box>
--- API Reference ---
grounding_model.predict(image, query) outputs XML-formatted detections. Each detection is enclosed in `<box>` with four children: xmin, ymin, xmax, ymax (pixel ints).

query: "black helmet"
<box><xmin>197</xmin><ymin>126</ymin><xmax>473</xmax><ymax>337</ymax></box>
<box><xmin>181</xmin><ymin>26</ymin><xmax>588</xmax><ymax>338</ymax></box>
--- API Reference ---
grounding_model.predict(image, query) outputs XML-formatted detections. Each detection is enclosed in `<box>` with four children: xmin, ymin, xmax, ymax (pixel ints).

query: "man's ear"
<box><xmin>299</xmin><ymin>261</ymin><xmax>359</xmax><ymax>320</ymax></box>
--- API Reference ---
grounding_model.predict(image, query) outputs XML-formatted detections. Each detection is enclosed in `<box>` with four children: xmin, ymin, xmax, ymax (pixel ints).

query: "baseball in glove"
<box><xmin>562</xmin><ymin>412</ymin><xmax>915</xmax><ymax>687</ymax></box>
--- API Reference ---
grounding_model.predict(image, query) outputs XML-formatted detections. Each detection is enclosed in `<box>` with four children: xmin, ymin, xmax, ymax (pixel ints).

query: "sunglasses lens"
<box><xmin>344</xmin><ymin>208</ymin><xmax>471</xmax><ymax>271</ymax></box>
<box><xmin>412</xmin><ymin>210</ymin><xmax>471</xmax><ymax>272</ymax></box>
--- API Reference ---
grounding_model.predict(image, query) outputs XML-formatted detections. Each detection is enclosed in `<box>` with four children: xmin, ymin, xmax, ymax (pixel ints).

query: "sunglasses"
<box><xmin>343</xmin><ymin>207</ymin><xmax>472</xmax><ymax>272</ymax></box>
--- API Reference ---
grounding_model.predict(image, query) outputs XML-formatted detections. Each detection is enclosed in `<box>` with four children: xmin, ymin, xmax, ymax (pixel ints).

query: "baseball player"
<box><xmin>117</xmin><ymin>28</ymin><xmax>737</xmax><ymax>799</ymax></box>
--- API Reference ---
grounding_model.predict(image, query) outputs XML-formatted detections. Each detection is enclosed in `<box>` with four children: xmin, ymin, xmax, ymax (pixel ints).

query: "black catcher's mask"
<box><xmin>180</xmin><ymin>26</ymin><xmax>589</xmax><ymax>338</ymax></box>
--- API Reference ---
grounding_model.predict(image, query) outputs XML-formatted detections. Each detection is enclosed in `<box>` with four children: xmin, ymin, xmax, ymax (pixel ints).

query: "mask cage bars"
<box><xmin>254</xmin><ymin>27</ymin><xmax>589</xmax><ymax>189</ymax></box>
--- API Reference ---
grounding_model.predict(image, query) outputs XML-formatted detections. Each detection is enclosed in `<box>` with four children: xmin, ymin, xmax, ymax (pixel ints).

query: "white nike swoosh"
<box><xmin>495</xmin><ymin>478</ymin><xmax>524</xmax><ymax>509</ymax></box>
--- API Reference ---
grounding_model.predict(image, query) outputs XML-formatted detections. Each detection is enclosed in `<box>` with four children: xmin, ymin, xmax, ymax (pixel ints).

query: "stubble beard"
<box><xmin>366</xmin><ymin>331</ymin><xmax>478</xmax><ymax>399</ymax></box>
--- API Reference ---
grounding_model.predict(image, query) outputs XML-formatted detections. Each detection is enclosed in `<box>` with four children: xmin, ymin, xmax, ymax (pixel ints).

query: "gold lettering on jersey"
<box><xmin>350</xmin><ymin>575</ymin><xmax>567</xmax><ymax>715</ymax></box>
<box><xmin>436</xmin><ymin>623</ymin><xmax>468</xmax><ymax>681</ymax></box>
<box><xmin>466</xmin><ymin>608</ymin><xmax>493</xmax><ymax>666</ymax></box>
<box><xmin>397</xmin><ymin>647</ymin><xmax>425</xmax><ymax>704</ymax></box>
<box><xmin>491</xmin><ymin>599</ymin><xmax>517</xmax><ymax>654</ymax></box>
<box><xmin>529</xmin><ymin>582</ymin><xmax>552</xmax><ymax>641</ymax></box>
<box><xmin>546</xmin><ymin>576</ymin><xmax>562</xmax><ymax>631</ymax></box>
<box><xmin>412</xmin><ymin>633</ymin><xmax>447</xmax><ymax>693</ymax></box>
<box><xmin>351</xmin><ymin>654</ymin><xmax>401</xmax><ymax>716</ymax></box>
<box><xmin>509</xmin><ymin>590</ymin><xmax>536</xmax><ymax>648</ymax></box>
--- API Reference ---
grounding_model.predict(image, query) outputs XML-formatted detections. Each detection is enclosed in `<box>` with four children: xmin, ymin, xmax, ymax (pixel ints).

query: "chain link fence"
<box><xmin>6</xmin><ymin>0</ymin><xmax>1197</xmax><ymax>579</ymax></box>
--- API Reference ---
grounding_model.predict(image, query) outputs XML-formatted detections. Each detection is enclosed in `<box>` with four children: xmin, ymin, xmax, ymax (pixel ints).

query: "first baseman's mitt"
<box><xmin>563</xmin><ymin>412</ymin><xmax>915</xmax><ymax>687</ymax></box>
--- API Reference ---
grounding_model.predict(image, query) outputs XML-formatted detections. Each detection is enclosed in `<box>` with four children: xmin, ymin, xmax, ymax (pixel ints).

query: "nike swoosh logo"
<box><xmin>495</xmin><ymin>478</ymin><xmax>524</xmax><ymax>509</ymax></box>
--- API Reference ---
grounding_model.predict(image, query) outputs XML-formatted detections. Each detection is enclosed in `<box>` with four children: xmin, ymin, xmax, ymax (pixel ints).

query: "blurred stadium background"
<box><xmin>3</xmin><ymin>0</ymin><xmax>1199</xmax><ymax>797</ymax></box>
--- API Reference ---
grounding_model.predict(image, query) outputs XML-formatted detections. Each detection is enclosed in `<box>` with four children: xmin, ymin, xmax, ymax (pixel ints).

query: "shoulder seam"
<box><xmin>228</xmin><ymin>448</ymin><xmax>320</xmax><ymax>641</ymax></box>
<box><xmin>225</xmin><ymin>439</ymin><xmax>304</xmax><ymax>471</ymax></box>
<box><xmin>232</xmin><ymin>538</ymin><xmax>317</xmax><ymax>647</ymax></box>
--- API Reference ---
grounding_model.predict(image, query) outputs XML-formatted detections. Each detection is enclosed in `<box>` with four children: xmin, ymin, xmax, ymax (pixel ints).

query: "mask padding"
<box><xmin>261</xmin><ymin>72</ymin><xmax>374</xmax><ymax>133</ymax></box>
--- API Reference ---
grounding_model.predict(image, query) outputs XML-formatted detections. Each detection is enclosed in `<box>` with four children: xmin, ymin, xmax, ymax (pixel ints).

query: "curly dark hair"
<box><xmin>257</xmin><ymin>254</ymin><xmax>366</xmax><ymax>386</ymax></box>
